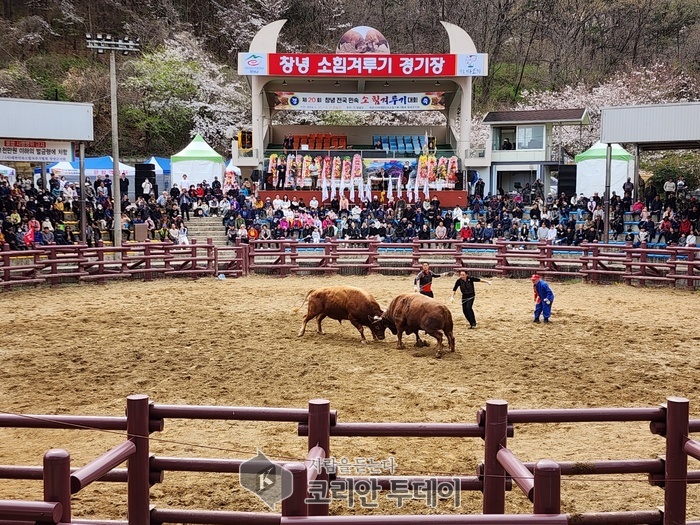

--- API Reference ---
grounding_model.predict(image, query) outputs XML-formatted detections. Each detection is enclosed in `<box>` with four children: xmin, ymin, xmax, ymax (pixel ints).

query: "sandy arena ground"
<box><xmin>0</xmin><ymin>274</ymin><xmax>699</xmax><ymax>520</ymax></box>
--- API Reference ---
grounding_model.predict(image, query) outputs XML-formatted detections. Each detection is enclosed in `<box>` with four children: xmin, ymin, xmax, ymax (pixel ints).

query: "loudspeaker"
<box><xmin>455</xmin><ymin>171</ymin><xmax>464</xmax><ymax>191</ymax></box>
<box><xmin>250</xmin><ymin>170</ymin><xmax>261</xmax><ymax>182</ymax></box>
<box><xmin>135</xmin><ymin>163</ymin><xmax>156</xmax><ymax>198</ymax></box>
<box><xmin>557</xmin><ymin>165</ymin><xmax>577</xmax><ymax>200</ymax></box>
<box><xmin>466</xmin><ymin>170</ymin><xmax>478</xmax><ymax>183</ymax></box>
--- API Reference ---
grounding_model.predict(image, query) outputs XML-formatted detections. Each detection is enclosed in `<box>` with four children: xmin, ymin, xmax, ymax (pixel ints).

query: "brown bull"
<box><xmin>380</xmin><ymin>293</ymin><xmax>455</xmax><ymax>358</ymax></box>
<box><xmin>295</xmin><ymin>286</ymin><xmax>385</xmax><ymax>344</ymax></box>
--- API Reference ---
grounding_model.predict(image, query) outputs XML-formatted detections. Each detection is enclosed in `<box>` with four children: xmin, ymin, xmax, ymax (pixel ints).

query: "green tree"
<box><xmin>642</xmin><ymin>153</ymin><xmax>700</xmax><ymax>195</ymax></box>
<box><xmin>121</xmin><ymin>48</ymin><xmax>200</xmax><ymax>155</ymax></box>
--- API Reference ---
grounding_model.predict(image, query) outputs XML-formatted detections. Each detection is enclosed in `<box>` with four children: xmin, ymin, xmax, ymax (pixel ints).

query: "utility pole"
<box><xmin>86</xmin><ymin>33</ymin><xmax>140</xmax><ymax>247</ymax></box>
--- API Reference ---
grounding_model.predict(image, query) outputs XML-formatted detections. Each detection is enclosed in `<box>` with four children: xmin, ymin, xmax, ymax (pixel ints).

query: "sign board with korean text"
<box><xmin>0</xmin><ymin>98</ymin><xmax>93</xmax><ymax>142</ymax></box>
<box><xmin>239</xmin><ymin>53</ymin><xmax>488</xmax><ymax>77</ymax></box>
<box><xmin>0</xmin><ymin>139</ymin><xmax>74</xmax><ymax>163</ymax></box>
<box><xmin>274</xmin><ymin>92</ymin><xmax>446</xmax><ymax>111</ymax></box>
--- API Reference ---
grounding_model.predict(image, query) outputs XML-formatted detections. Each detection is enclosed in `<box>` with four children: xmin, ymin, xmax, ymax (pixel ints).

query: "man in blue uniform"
<box><xmin>531</xmin><ymin>274</ymin><xmax>555</xmax><ymax>323</ymax></box>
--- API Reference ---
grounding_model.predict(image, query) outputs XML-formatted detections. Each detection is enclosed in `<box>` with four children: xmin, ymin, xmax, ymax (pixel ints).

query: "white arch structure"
<box><xmin>242</xmin><ymin>20</ymin><xmax>484</xmax><ymax>169</ymax></box>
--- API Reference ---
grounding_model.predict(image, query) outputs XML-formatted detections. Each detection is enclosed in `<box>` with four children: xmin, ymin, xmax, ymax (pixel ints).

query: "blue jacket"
<box><xmin>534</xmin><ymin>280</ymin><xmax>555</xmax><ymax>302</ymax></box>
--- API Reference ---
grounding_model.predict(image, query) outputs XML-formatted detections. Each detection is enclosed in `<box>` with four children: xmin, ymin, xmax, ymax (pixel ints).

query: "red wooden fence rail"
<box><xmin>3</xmin><ymin>395</ymin><xmax>698</xmax><ymax>524</ymax></box>
<box><xmin>2</xmin><ymin>239</ymin><xmax>699</xmax><ymax>289</ymax></box>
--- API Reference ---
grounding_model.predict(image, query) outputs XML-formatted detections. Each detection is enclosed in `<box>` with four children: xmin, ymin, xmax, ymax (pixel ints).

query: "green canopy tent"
<box><xmin>574</xmin><ymin>142</ymin><xmax>633</xmax><ymax>197</ymax></box>
<box><xmin>171</xmin><ymin>134</ymin><xmax>225</xmax><ymax>189</ymax></box>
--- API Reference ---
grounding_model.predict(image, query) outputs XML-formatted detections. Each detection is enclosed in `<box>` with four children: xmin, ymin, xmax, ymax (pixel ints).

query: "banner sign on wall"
<box><xmin>456</xmin><ymin>54</ymin><xmax>487</xmax><ymax>76</ymax></box>
<box><xmin>239</xmin><ymin>53</ymin><xmax>488</xmax><ymax>77</ymax></box>
<box><xmin>0</xmin><ymin>139</ymin><xmax>73</xmax><ymax>162</ymax></box>
<box><xmin>274</xmin><ymin>92</ymin><xmax>446</xmax><ymax>111</ymax></box>
<box><xmin>238</xmin><ymin>52</ymin><xmax>269</xmax><ymax>75</ymax></box>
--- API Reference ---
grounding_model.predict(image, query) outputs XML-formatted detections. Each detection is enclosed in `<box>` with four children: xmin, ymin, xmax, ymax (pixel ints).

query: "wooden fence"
<box><xmin>1</xmin><ymin>395</ymin><xmax>699</xmax><ymax>524</ymax></box>
<box><xmin>2</xmin><ymin>239</ymin><xmax>699</xmax><ymax>289</ymax></box>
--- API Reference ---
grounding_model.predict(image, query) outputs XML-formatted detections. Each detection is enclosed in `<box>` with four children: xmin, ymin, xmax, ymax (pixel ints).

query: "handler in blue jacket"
<box><xmin>531</xmin><ymin>274</ymin><xmax>555</xmax><ymax>323</ymax></box>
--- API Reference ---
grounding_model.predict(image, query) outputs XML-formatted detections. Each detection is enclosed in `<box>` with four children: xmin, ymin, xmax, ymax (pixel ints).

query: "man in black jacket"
<box><xmin>450</xmin><ymin>269</ymin><xmax>492</xmax><ymax>328</ymax></box>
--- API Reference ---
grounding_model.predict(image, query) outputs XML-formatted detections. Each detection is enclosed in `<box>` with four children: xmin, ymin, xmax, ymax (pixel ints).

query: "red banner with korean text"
<box><xmin>268</xmin><ymin>54</ymin><xmax>457</xmax><ymax>77</ymax></box>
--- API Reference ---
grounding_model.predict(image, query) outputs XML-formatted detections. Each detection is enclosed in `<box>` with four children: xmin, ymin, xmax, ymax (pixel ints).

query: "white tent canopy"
<box><xmin>574</xmin><ymin>142</ymin><xmax>634</xmax><ymax>198</ymax></box>
<box><xmin>225</xmin><ymin>159</ymin><xmax>242</xmax><ymax>177</ymax></box>
<box><xmin>0</xmin><ymin>163</ymin><xmax>16</xmax><ymax>185</ymax></box>
<box><xmin>171</xmin><ymin>134</ymin><xmax>224</xmax><ymax>188</ymax></box>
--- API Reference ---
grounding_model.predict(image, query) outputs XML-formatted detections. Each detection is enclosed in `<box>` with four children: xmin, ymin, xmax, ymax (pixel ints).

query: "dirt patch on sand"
<box><xmin>0</xmin><ymin>275</ymin><xmax>699</xmax><ymax>519</ymax></box>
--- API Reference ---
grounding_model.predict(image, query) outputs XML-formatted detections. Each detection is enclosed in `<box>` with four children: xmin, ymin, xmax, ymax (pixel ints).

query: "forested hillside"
<box><xmin>1</xmin><ymin>0</ymin><xmax>699</xmax><ymax>158</ymax></box>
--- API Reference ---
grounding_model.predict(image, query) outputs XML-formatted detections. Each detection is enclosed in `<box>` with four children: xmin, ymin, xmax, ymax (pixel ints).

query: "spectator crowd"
<box><xmin>1</xmin><ymin>171</ymin><xmax>698</xmax><ymax>250</ymax></box>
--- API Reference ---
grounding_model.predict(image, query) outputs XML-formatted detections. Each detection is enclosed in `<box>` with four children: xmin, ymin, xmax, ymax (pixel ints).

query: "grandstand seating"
<box><xmin>266</xmin><ymin>133</ymin><xmax>448</xmax><ymax>157</ymax></box>
<box><xmin>293</xmin><ymin>134</ymin><xmax>348</xmax><ymax>150</ymax></box>
<box><xmin>373</xmin><ymin>135</ymin><xmax>426</xmax><ymax>155</ymax></box>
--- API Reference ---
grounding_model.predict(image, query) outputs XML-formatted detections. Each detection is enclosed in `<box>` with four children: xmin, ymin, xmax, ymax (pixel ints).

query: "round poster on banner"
<box><xmin>337</xmin><ymin>26</ymin><xmax>390</xmax><ymax>54</ymax></box>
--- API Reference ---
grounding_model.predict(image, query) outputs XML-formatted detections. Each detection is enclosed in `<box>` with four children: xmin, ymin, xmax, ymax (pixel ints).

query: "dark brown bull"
<box><xmin>380</xmin><ymin>293</ymin><xmax>455</xmax><ymax>358</ymax></box>
<box><xmin>295</xmin><ymin>286</ymin><xmax>385</xmax><ymax>344</ymax></box>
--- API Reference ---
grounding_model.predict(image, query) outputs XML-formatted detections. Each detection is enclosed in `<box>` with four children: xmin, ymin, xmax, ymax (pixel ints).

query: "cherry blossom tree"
<box><xmin>517</xmin><ymin>65</ymin><xmax>700</xmax><ymax>157</ymax></box>
<box><xmin>122</xmin><ymin>33</ymin><xmax>249</xmax><ymax>155</ymax></box>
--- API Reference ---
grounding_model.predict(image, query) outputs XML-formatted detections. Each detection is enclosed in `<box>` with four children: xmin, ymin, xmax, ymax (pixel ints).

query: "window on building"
<box><xmin>493</xmin><ymin>127</ymin><xmax>516</xmax><ymax>150</ymax></box>
<box><xmin>516</xmin><ymin>125</ymin><xmax>544</xmax><ymax>150</ymax></box>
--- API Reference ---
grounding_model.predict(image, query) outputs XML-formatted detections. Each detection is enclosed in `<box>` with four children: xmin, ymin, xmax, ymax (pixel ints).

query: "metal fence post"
<box><xmin>483</xmin><ymin>399</ymin><xmax>508</xmax><ymax>514</ymax></box>
<box><xmin>307</xmin><ymin>399</ymin><xmax>331</xmax><ymax>516</ymax></box>
<box><xmin>282</xmin><ymin>462</ymin><xmax>308</xmax><ymax>517</ymax></box>
<box><xmin>533</xmin><ymin>460</ymin><xmax>560</xmax><ymax>514</ymax></box>
<box><xmin>664</xmin><ymin>396</ymin><xmax>689</xmax><ymax>525</ymax></box>
<box><xmin>43</xmin><ymin>449</ymin><xmax>71</xmax><ymax>523</ymax></box>
<box><xmin>127</xmin><ymin>394</ymin><xmax>151</xmax><ymax>525</ymax></box>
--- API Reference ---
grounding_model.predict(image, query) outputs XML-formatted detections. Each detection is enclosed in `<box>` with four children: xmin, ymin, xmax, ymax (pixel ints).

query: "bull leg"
<box><xmin>415</xmin><ymin>333</ymin><xmax>429</xmax><ymax>347</ymax></box>
<box><xmin>446</xmin><ymin>330</ymin><xmax>456</xmax><ymax>353</ymax></box>
<box><xmin>396</xmin><ymin>325</ymin><xmax>405</xmax><ymax>349</ymax></box>
<box><xmin>316</xmin><ymin>314</ymin><xmax>327</xmax><ymax>335</ymax></box>
<box><xmin>298</xmin><ymin>315</ymin><xmax>313</xmax><ymax>337</ymax></box>
<box><xmin>298</xmin><ymin>306</ymin><xmax>320</xmax><ymax>337</ymax></box>
<box><xmin>424</xmin><ymin>330</ymin><xmax>444</xmax><ymax>358</ymax></box>
<box><xmin>349</xmin><ymin>318</ymin><xmax>368</xmax><ymax>344</ymax></box>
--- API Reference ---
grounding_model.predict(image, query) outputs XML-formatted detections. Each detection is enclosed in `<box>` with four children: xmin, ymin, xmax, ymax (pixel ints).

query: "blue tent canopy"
<box><xmin>34</xmin><ymin>156</ymin><xmax>135</xmax><ymax>174</ymax></box>
<box><xmin>145</xmin><ymin>156</ymin><xmax>171</xmax><ymax>175</ymax></box>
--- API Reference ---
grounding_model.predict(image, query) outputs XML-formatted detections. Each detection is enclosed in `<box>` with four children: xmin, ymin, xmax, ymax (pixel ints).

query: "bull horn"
<box><xmin>371</xmin><ymin>315</ymin><xmax>382</xmax><ymax>321</ymax></box>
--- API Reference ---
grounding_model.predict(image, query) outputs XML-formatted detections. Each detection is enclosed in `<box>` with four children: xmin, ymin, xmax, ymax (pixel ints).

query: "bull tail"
<box><xmin>292</xmin><ymin>289</ymin><xmax>314</xmax><ymax>314</ymax></box>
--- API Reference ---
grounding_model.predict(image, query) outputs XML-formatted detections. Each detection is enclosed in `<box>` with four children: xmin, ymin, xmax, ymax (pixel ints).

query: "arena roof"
<box><xmin>483</xmin><ymin>108</ymin><xmax>589</xmax><ymax>126</ymax></box>
<box><xmin>601</xmin><ymin>102</ymin><xmax>700</xmax><ymax>151</ymax></box>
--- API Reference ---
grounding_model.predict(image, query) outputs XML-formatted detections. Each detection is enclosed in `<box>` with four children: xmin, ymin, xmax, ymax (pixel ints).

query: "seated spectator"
<box><xmin>483</xmin><ymin>222</ymin><xmax>495</xmax><ymax>243</ymax></box>
<box><xmin>237</xmin><ymin>225</ymin><xmax>249</xmax><ymax>244</ymax></box>
<box><xmin>168</xmin><ymin>224</ymin><xmax>179</xmax><ymax>243</ymax></box>
<box><xmin>53</xmin><ymin>226</ymin><xmax>69</xmax><ymax>245</ymax></box>
<box><xmin>193</xmin><ymin>198</ymin><xmax>204</xmax><ymax>217</ymax></box>
<box><xmin>435</xmin><ymin>221</ymin><xmax>447</xmax><ymax>240</ymax></box>
<box><xmin>41</xmin><ymin>226</ymin><xmax>54</xmax><ymax>245</ymax></box>
<box><xmin>226</xmin><ymin>224</ymin><xmax>237</xmax><ymax>245</ymax></box>
<box><xmin>156</xmin><ymin>223</ymin><xmax>167</xmax><ymax>242</ymax></box>
<box><xmin>631</xmin><ymin>200</ymin><xmax>644</xmax><ymax>218</ymax></box>
<box><xmin>418</xmin><ymin>223</ymin><xmax>431</xmax><ymax>240</ymax></box>
<box><xmin>178</xmin><ymin>224</ymin><xmax>189</xmax><ymax>245</ymax></box>
<box><xmin>634</xmin><ymin>226</ymin><xmax>650</xmax><ymax>247</ymax></box>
